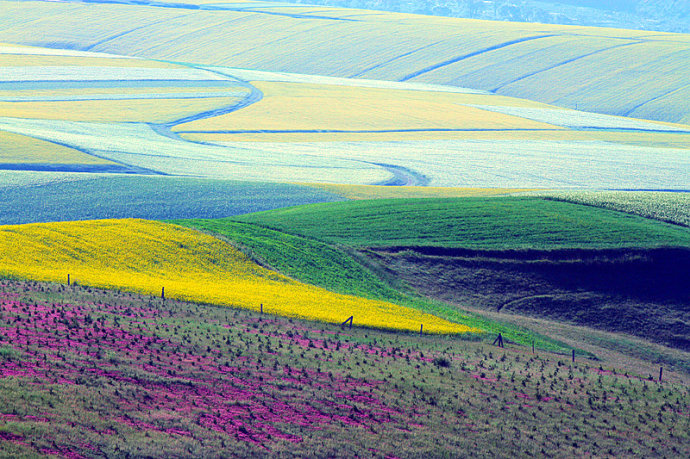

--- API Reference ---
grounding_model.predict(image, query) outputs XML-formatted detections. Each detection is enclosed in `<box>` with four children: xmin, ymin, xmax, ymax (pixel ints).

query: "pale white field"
<box><xmin>0</xmin><ymin>86</ymin><xmax>240</xmax><ymax>99</ymax></box>
<box><xmin>0</xmin><ymin>170</ymin><xmax>108</xmax><ymax>189</ymax></box>
<box><xmin>0</xmin><ymin>44</ymin><xmax>134</xmax><ymax>59</ymax></box>
<box><xmin>1</xmin><ymin>0</ymin><xmax>687</xmax><ymax>123</ymax></box>
<box><xmin>0</xmin><ymin>117</ymin><xmax>388</xmax><ymax>184</ymax></box>
<box><xmin>1</xmin><ymin>116</ymin><xmax>688</xmax><ymax>189</ymax></box>
<box><xmin>216</xmin><ymin>139</ymin><xmax>690</xmax><ymax>189</ymax></box>
<box><xmin>0</xmin><ymin>91</ymin><xmax>247</xmax><ymax>102</ymax></box>
<box><xmin>533</xmin><ymin>191</ymin><xmax>690</xmax><ymax>227</ymax></box>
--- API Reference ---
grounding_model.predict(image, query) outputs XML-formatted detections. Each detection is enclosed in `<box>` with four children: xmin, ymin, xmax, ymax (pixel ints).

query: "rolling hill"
<box><xmin>1</xmin><ymin>42</ymin><xmax>687</xmax><ymax>193</ymax></box>
<box><xmin>225</xmin><ymin>197</ymin><xmax>690</xmax><ymax>350</ymax></box>
<box><xmin>0</xmin><ymin>0</ymin><xmax>689</xmax><ymax>124</ymax></box>
<box><xmin>0</xmin><ymin>2</ymin><xmax>689</xmax><ymax>455</ymax></box>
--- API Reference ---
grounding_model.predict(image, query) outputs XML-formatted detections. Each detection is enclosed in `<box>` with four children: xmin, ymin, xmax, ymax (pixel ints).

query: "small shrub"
<box><xmin>433</xmin><ymin>357</ymin><xmax>451</xmax><ymax>368</ymax></box>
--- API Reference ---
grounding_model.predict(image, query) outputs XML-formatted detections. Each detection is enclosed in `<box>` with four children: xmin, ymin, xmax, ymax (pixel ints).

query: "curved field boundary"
<box><xmin>400</xmin><ymin>34</ymin><xmax>558</xmax><ymax>81</ymax></box>
<box><xmin>0</xmin><ymin>130</ymin><xmax>112</xmax><ymax>165</ymax></box>
<box><xmin>206</xmin><ymin>65</ymin><xmax>489</xmax><ymax>94</ymax></box>
<box><xmin>0</xmin><ymin>219</ymin><xmax>477</xmax><ymax>334</ymax></box>
<box><xmin>162</xmin><ymin>67</ymin><xmax>263</xmax><ymax>128</ymax></box>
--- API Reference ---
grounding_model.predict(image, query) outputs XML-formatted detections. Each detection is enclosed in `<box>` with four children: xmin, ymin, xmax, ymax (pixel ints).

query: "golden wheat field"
<box><xmin>0</xmin><ymin>130</ymin><xmax>112</xmax><ymax>165</ymax></box>
<box><xmin>173</xmin><ymin>81</ymin><xmax>564</xmax><ymax>141</ymax></box>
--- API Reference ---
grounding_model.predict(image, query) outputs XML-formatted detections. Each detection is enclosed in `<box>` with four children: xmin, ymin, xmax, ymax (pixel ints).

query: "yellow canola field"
<box><xmin>302</xmin><ymin>184</ymin><xmax>536</xmax><ymax>200</ymax></box>
<box><xmin>173</xmin><ymin>81</ymin><xmax>564</xmax><ymax>137</ymax></box>
<box><xmin>0</xmin><ymin>130</ymin><xmax>112</xmax><ymax>164</ymax></box>
<box><xmin>0</xmin><ymin>219</ymin><xmax>477</xmax><ymax>334</ymax></box>
<box><xmin>0</xmin><ymin>97</ymin><xmax>243</xmax><ymax>123</ymax></box>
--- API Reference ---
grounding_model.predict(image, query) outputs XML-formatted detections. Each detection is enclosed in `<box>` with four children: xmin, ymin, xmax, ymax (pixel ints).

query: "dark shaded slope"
<box><xmin>368</xmin><ymin>247</ymin><xmax>690</xmax><ymax>350</ymax></box>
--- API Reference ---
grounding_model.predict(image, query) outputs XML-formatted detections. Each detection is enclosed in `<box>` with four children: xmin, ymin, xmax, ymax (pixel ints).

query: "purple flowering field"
<box><xmin>0</xmin><ymin>279</ymin><xmax>688</xmax><ymax>457</ymax></box>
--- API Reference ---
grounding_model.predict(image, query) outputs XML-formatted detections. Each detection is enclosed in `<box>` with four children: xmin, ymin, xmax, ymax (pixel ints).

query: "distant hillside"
<box><xmin>275</xmin><ymin>0</ymin><xmax>690</xmax><ymax>33</ymax></box>
<box><xmin>1</xmin><ymin>0</ymin><xmax>688</xmax><ymax>124</ymax></box>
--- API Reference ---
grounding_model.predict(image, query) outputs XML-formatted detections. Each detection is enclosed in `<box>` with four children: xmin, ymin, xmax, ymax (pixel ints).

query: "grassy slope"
<box><xmin>1</xmin><ymin>1</ymin><xmax>688</xmax><ymax>123</ymax></box>
<box><xmin>172</xmin><ymin>218</ymin><xmax>584</xmax><ymax>354</ymax></box>
<box><xmin>0</xmin><ymin>176</ymin><xmax>344</xmax><ymax>225</ymax></box>
<box><xmin>223</xmin><ymin>198</ymin><xmax>690</xmax><ymax>352</ymax></box>
<box><xmin>170</xmin><ymin>220</ymin><xmax>402</xmax><ymax>301</ymax></box>
<box><xmin>232</xmin><ymin>197</ymin><xmax>690</xmax><ymax>249</ymax></box>
<box><xmin>0</xmin><ymin>279</ymin><xmax>688</xmax><ymax>457</ymax></box>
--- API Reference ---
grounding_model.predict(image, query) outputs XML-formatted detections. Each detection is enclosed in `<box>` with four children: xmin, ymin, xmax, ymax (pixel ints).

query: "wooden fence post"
<box><xmin>492</xmin><ymin>333</ymin><xmax>504</xmax><ymax>348</ymax></box>
<box><xmin>67</xmin><ymin>274</ymin><xmax>70</xmax><ymax>286</ymax></box>
<box><xmin>659</xmin><ymin>366</ymin><xmax>663</xmax><ymax>382</ymax></box>
<box><xmin>341</xmin><ymin>316</ymin><xmax>353</xmax><ymax>329</ymax></box>
<box><xmin>572</xmin><ymin>349</ymin><xmax>575</xmax><ymax>363</ymax></box>
<box><xmin>532</xmin><ymin>341</ymin><xmax>535</xmax><ymax>354</ymax></box>
<box><xmin>161</xmin><ymin>287</ymin><xmax>165</xmax><ymax>300</ymax></box>
<box><xmin>420</xmin><ymin>324</ymin><xmax>423</xmax><ymax>336</ymax></box>
<box><xmin>260</xmin><ymin>304</ymin><xmax>263</xmax><ymax>314</ymax></box>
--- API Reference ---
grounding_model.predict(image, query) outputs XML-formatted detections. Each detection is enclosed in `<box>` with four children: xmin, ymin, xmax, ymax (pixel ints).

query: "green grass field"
<box><xmin>232</xmin><ymin>197</ymin><xmax>690</xmax><ymax>249</ymax></box>
<box><xmin>170</xmin><ymin>219</ymin><xmax>401</xmax><ymax>301</ymax></box>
